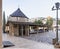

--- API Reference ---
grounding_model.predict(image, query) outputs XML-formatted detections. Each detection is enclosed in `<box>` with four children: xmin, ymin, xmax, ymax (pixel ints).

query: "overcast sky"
<box><xmin>2</xmin><ymin>0</ymin><xmax>60</xmax><ymax>19</ymax></box>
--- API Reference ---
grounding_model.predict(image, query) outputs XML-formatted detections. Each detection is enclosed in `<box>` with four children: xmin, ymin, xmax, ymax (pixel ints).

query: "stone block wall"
<box><xmin>14</xmin><ymin>25</ymin><xmax>19</xmax><ymax>36</ymax></box>
<box><xmin>25</xmin><ymin>25</ymin><xmax>29</xmax><ymax>36</ymax></box>
<box><xmin>9</xmin><ymin>23</ymin><xmax>14</xmax><ymax>36</ymax></box>
<box><xmin>0</xmin><ymin>0</ymin><xmax>2</xmax><ymax>48</ymax></box>
<box><xmin>8</xmin><ymin>17</ymin><xmax>29</xmax><ymax>22</ymax></box>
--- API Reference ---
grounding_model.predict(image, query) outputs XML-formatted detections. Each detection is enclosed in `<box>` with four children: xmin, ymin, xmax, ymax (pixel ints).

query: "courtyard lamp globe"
<box><xmin>55</xmin><ymin>2</ymin><xmax>60</xmax><ymax>9</ymax></box>
<box><xmin>52</xmin><ymin>2</ymin><xmax>60</xmax><ymax>43</ymax></box>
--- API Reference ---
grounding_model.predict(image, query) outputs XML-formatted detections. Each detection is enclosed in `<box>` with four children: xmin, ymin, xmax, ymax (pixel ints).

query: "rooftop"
<box><xmin>10</xmin><ymin>8</ymin><xmax>29</xmax><ymax>19</ymax></box>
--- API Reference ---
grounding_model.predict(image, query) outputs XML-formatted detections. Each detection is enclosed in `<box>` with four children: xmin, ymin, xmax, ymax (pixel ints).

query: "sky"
<box><xmin>2</xmin><ymin>0</ymin><xmax>60</xmax><ymax>20</ymax></box>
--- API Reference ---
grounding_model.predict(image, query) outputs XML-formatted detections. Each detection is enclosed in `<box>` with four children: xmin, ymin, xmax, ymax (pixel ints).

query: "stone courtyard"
<box><xmin>22</xmin><ymin>30</ymin><xmax>56</xmax><ymax>44</ymax></box>
<box><xmin>3</xmin><ymin>30</ymin><xmax>60</xmax><ymax>49</ymax></box>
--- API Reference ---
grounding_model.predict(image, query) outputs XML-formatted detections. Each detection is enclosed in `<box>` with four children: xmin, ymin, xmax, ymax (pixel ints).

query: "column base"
<box><xmin>52</xmin><ymin>38</ymin><xmax>57</xmax><ymax>45</ymax></box>
<box><xmin>54</xmin><ymin>42</ymin><xmax>60</xmax><ymax>48</ymax></box>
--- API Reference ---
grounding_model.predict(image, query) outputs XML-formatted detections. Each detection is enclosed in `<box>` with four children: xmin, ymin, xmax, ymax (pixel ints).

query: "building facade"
<box><xmin>8</xmin><ymin>8</ymin><xmax>30</xmax><ymax>36</ymax></box>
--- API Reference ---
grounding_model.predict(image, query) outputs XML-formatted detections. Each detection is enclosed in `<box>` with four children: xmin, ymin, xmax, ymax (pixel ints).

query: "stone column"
<box><xmin>14</xmin><ymin>25</ymin><xmax>19</xmax><ymax>36</ymax></box>
<box><xmin>43</xmin><ymin>27</ymin><xmax>45</xmax><ymax>32</ymax></box>
<box><xmin>16</xmin><ymin>25</ymin><xmax>19</xmax><ymax>36</ymax></box>
<box><xmin>21</xmin><ymin>26</ymin><xmax>23</xmax><ymax>36</ymax></box>
<box><xmin>9</xmin><ymin>23</ymin><xmax>14</xmax><ymax>36</ymax></box>
<box><xmin>36</xmin><ymin>26</ymin><xmax>39</xmax><ymax>34</ymax></box>
<box><xmin>25</xmin><ymin>25</ymin><xmax>29</xmax><ymax>36</ymax></box>
<box><xmin>0</xmin><ymin>0</ymin><xmax>2</xmax><ymax>48</ymax></box>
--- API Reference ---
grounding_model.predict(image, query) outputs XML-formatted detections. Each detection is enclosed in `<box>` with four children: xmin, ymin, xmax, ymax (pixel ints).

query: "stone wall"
<box><xmin>8</xmin><ymin>16</ymin><xmax>29</xmax><ymax>22</ymax></box>
<box><xmin>9</xmin><ymin>23</ymin><xmax>14</xmax><ymax>36</ymax></box>
<box><xmin>14</xmin><ymin>25</ymin><xmax>19</xmax><ymax>36</ymax></box>
<box><xmin>25</xmin><ymin>25</ymin><xmax>29</xmax><ymax>36</ymax></box>
<box><xmin>0</xmin><ymin>0</ymin><xmax>2</xmax><ymax>48</ymax></box>
<box><xmin>9</xmin><ymin>22</ymin><xmax>30</xmax><ymax>36</ymax></box>
<box><xmin>9</xmin><ymin>23</ymin><xmax>19</xmax><ymax>36</ymax></box>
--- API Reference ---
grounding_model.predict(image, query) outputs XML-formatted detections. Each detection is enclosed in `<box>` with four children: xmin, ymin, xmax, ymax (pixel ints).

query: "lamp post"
<box><xmin>52</xmin><ymin>2</ymin><xmax>60</xmax><ymax>42</ymax></box>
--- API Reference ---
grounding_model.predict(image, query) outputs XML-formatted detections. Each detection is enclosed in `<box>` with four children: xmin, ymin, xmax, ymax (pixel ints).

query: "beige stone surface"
<box><xmin>3</xmin><ymin>33</ymin><xmax>56</xmax><ymax>49</ymax></box>
<box><xmin>8</xmin><ymin>17</ymin><xmax>29</xmax><ymax>22</ymax></box>
<box><xmin>25</xmin><ymin>26</ymin><xmax>29</xmax><ymax>36</ymax></box>
<box><xmin>9</xmin><ymin>23</ymin><xmax>14</xmax><ymax>36</ymax></box>
<box><xmin>14</xmin><ymin>25</ymin><xmax>19</xmax><ymax>36</ymax></box>
<box><xmin>0</xmin><ymin>0</ymin><xmax>2</xmax><ymax>48</ymax></box>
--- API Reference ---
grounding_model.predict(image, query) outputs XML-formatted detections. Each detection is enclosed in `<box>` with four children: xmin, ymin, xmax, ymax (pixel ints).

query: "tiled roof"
<box><xmin>10</xmin><ymin>8</ymin><xmax>29</xmax><ymax>19</ymax></box>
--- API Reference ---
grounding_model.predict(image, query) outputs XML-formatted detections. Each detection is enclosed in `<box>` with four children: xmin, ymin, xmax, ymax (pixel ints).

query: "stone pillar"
<box><xmin>14</xmin><ymin>25</ymin><xmax>19</xmax><ymax>36</ymax></box>
<box><xmin>43</xmin><ymin>27</ymin><xmax>45</xmax><ymax>32</ymax></box>
<box><xmin>21</xmin><ymin>26</ymin><xmax>23</xmax><ymax>36</ymax></box>
<box><xmin>25</xmin><ymin>25</ymin><xmax>29</xmax><ymax>36</ymax></box>
<box><xmin>36</xmin><ymin>26</ymin><xmax>39</xmax><ymax>34</ymax></box>
<box><xmin>0</xmin><ymin>0</ymin><xmax>2</xmax><ymax>48</ymax></box>
<box><xmin>9</xmin><ymin>23</ymin><xmax>14</xmax><ymax>36</ymax></box>
<box><xmin>16</xmin><ymin>25</ymin><xmax>19</xmax><ymax>36</ymax></box>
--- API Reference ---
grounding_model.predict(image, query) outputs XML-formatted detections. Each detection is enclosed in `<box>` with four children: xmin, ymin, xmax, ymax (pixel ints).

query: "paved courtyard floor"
<box><xmin>22</xmin><ymin>30</ymin><xmax>56</xmax><ymax>44</ymax></box>
<box><xmin>3</xmin><ymin>30</ymin><xmax>60</xmax><ymax>49</ymax></box>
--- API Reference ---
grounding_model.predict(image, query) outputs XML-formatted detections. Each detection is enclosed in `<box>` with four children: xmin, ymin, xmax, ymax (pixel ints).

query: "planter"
<box><xmin>54</xmin><ymin>42</ymin><xmax>60</xmax><ymax>48</ymax></box>
<box><xmin>52</xmin><ymin>38</ymin><xmax>57</xmax><ymax>45</ymax></box>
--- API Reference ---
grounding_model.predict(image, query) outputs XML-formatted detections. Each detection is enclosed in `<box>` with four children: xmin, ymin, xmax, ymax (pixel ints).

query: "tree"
<box><xmin>34</xmin><ymin>20</ymin><xmax>43</xmax><ymax>25</ymax></box>
<box><xmin>3</xmin><ymin>11</ymin><xmax>6</xmax><ymax>33</ymax></box>
<box><xmin>46</xmin><ymin>17</ymin><xmax>53</xmax><ymax>30</ymax></box>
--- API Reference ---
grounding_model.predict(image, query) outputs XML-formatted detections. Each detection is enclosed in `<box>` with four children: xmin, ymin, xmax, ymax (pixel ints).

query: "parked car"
<box><xmin>38</xmin><ymin>29</ymin><xmax>44</xmax><ymax>33</ymax></box>
<box><xmin>30</xmin><ymin>29</ymin><xmax>37</xmax><ymax>34</ymax></box>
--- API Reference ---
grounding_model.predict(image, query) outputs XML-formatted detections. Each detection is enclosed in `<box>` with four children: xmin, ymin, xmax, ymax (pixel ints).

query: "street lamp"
<box><xmin>52</xmin><ymin>2</ymin><xmax>60</xmax><ymax>42</ymax></box>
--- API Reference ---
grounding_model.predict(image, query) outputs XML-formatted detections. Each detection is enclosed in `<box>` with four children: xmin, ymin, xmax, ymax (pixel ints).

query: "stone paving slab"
<box><xmin>21</xmin><ymin>31</ymin><xmax>56</xmax><ymax>44</ymax></box>
<box><xmin>3</xmin><ymin>41</ymin><xmax>14</xmax><ymax>48</ymax></box>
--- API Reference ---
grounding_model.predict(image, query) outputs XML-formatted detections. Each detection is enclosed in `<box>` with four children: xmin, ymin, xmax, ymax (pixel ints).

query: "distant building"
<box><xmin>29</xmin><ymin>17</ymin><xmax>47</xmax><ymax>23</ymax></box>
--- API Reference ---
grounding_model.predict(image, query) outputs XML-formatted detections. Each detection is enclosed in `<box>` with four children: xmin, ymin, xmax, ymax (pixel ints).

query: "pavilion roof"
<box><xmin>10</xmin><ymin>8</ymin><xmax>29</xmax><ymax>19</ymax></box>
